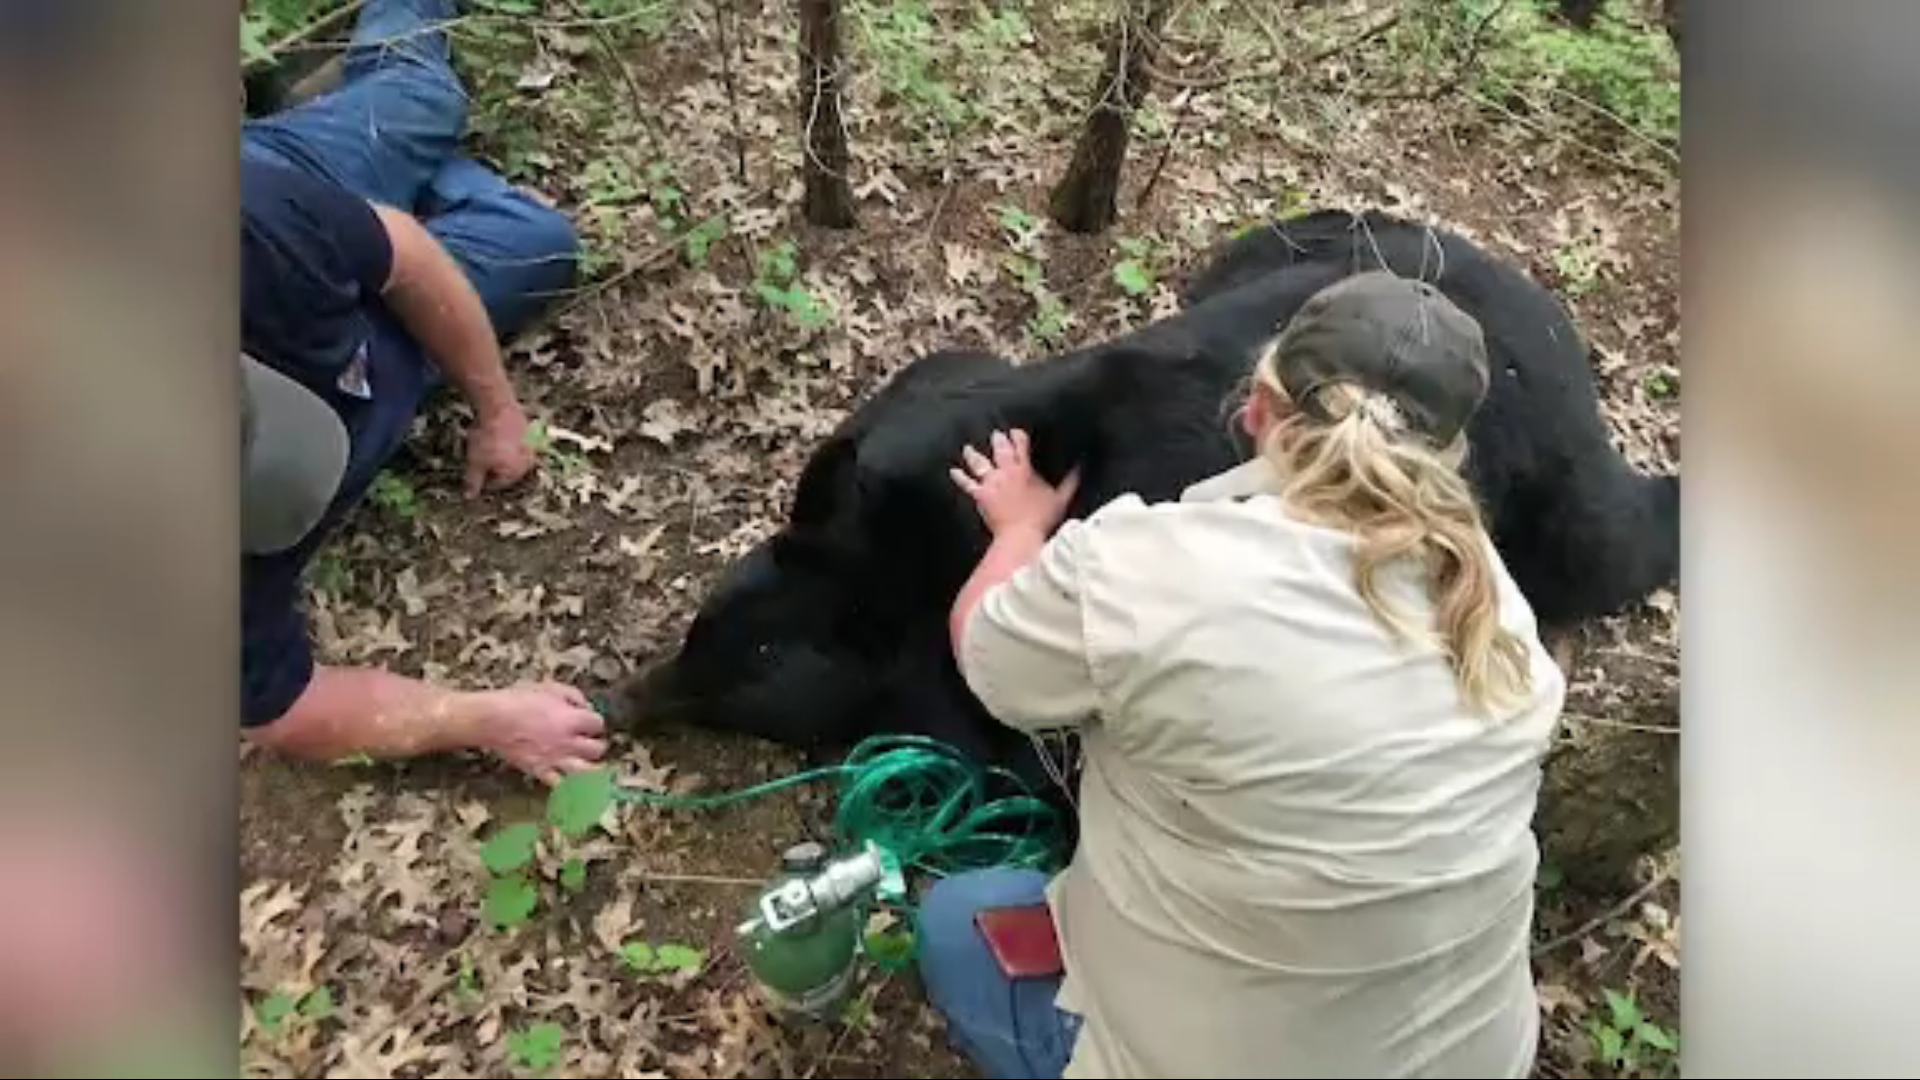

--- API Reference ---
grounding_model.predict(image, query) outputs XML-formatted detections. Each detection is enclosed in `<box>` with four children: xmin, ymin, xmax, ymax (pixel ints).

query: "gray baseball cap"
<box><xmin>241</xmin><ymin>354</ymin><xmax>348</xmax><ymax>555</ymax></box>
<box><xmin>1269</xmin><ymin>270</ymin><xmax>1491</xmax><ymax>446</ymax></box>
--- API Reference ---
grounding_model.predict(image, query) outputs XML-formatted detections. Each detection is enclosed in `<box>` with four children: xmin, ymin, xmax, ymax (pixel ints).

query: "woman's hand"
<box><xmin>950</xmin><ymin>428</ymin><xmax>1081</xmax><ymax>538</ymax></box>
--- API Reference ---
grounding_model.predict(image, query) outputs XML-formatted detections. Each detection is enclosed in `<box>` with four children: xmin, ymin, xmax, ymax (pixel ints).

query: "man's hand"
<box><xmin>467</xmin><ymin>681</ymin><xmax>609</xmax><ymax>786</ymax></box>
<box><xmin>369</xmin><ymin>201</ymin><xmax>541</xmax><ymax>498</ymax></box>
<box><xmin>465</xmin><ymin>403</ymin><xmax>538</xmax><ymax>497</ymax></box>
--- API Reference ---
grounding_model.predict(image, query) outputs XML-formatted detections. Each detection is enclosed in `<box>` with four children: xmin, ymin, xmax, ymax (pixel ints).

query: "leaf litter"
<box><xmin>241</xmin><ymin>1</ymin><xmax>1681</xmax><ymax>1076</ymax></box>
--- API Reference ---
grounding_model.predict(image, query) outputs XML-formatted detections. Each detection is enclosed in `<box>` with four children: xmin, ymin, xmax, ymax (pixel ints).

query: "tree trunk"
<box><xmin>798</xmin><ymin>0</ymin><xmax>857</xmax><ymax>229</ymax></box>
<box><xmin>1661</xmin><ymin>0</ymin><xmax>1681</xmax><ymax>51</ymax></box>
<box><xmin>1534</xmin><ymin>719</ymin><xmax>1680</xmax><ymax>897</ymax></box>
<box><xmin>1048</xmin><ymin>0</ymin><xmax>1173</xmax><ymax>235</ymax></box>
<box><xmin>1554</xmin><ymin>0</ymin><xmax>1603</xmax><ymax>31</ymax></box>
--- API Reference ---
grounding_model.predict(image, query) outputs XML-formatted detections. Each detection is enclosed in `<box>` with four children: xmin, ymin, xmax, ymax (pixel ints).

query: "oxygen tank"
<box><xmin>735</xmin><ymin>840</ymin><xmax>895</xmax><ymax>1021</ymax></box>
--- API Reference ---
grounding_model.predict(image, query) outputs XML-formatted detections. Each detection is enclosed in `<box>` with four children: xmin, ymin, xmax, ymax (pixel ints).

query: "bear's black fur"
<box><xmin>617</xmin><ymin>208</ymin><xmax>1680</xmax><ymax>805</ymax></box>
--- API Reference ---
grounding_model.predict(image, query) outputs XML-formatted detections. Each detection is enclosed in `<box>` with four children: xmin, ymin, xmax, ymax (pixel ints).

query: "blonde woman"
<box><xmin>916</xmin><ymin>271</ymin><xmax>1568</xmax><ymax>1079</ymax></box>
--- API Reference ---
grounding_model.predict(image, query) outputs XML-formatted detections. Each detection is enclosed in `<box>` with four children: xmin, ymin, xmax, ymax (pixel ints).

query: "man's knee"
<box><xmin>427</xmin><ymin>174</ymin><xmax>582</xmax><ymax>334</ymax></box>
<box><xmin>431</xmin><ymin>165</ymin><xmax>580</xmax><ymax>269</ymax></box>
<box><xmin>487</xmin><ymin>196</ymin><xmax>581</xmax><ymax>317</ymax></box>
<box><xmin>508</xmin><ymin>197</ymin><xmax>581</xmax><ymax>269</ymax></box>
<box><xmin>917</xmin><ymin>868</ymin><xmax>1050</xmax><ymax>967</ymax></box>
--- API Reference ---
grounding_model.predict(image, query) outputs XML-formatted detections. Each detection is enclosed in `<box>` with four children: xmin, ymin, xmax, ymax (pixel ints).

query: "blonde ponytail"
<box><xmin>1247</xmin><ymin>347</ymin><xmax>1535</xmax><ymax>718</ymax></box>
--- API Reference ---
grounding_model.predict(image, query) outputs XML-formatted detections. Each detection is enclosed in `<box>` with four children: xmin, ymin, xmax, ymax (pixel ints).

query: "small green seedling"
<box><xmin>476</xmin><ymin>768</ymin><xmax>618</xmax><ymax>930</ymax></box>
<box><xmin>620</xmin><ymin>940</ymin><xmax>707</xmax><ymax>976</ymax></box>
<box><xmin>1588</xmin><ymin>987</ymin><xmax>1678</xmax><ymax>1076</ymax></box>
<box><xmin>506</xmin><ymin>1020</ymin><xmax>565</xmax><ymax>1073</ymax></box>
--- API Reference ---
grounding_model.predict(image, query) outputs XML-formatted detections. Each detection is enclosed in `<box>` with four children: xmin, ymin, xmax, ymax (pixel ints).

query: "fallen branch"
<box><xmin>1532</xmin><ymin>858</ymin><xmax>1677</xmax><ymax>956</ymax></box>
<box><xmin>246</xmin><ymin>0</ymin><xmax>368</xmax><ymax>73</ymax></box>
<box><xmin>554</xmin><ymin>233</ymin><xmax>688</xmax><ymax>317</ymax></box>
<box><xmin>1563</xmin><ymin>711</ymin><xmax>1680</xmax><ymax>736</ymax></box>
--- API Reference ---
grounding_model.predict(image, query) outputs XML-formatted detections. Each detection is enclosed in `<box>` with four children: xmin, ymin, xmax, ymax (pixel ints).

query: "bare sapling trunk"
<box><xmin>1048</xmin><ymin>0</ymin><xmax>1173</xmax><ymax>235</ymax></box>
<box><xmin>1555</xmin><ymin>0</ymin><xmax>1603</xmax><ymax>30</ymax></box>
<box><xmin>798</xmin><ymin>0</ymin><xmax>857</xmax><ymax>228</ymax></box>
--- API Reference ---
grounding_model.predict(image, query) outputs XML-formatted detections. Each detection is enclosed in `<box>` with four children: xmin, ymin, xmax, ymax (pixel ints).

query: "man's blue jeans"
<box><xmin>240</xmin><ymin>0</ymin><xmax>578</xmax><ymax>347</ymax></box>
<box><xmin>917</xmin><ymin>867</ymin><xmax>1083</xmax><ymax>1079</ymax></box>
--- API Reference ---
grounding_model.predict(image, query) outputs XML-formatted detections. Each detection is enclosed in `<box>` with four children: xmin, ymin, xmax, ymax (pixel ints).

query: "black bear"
<box><xmin>614</xmin><ymin>208</ymin><xmax>1680</xmax><ymax>807</ymax></box>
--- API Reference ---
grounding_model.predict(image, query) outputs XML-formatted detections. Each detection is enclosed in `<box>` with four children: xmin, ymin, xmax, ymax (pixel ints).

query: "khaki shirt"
<box><xmin>958</xmin><ymin>459</ymin><xmax>1567</xmax><ymax>1078</ymax></box>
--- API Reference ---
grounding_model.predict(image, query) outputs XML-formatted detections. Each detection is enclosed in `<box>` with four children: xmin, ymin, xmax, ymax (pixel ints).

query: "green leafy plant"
<box><xmin>521</xmin><ymin>419</ymin><xmax>592</xmax><ymax>482</ymax></box>
<box><xmin>753</xmin><ymin>240</ymin><xmax>834</xmax><ymax>332</ymax></box>
<box><xmin>238</xmin><ymin>0</ymin><xmax>332</xmax><ymax>67</ymax></box>
<box><xmin>576</xmin><ymin>0</ymin><xmax>678</xmax><ymax>36</ymax></box>
<box><xmin>682</xmin><ymin>214</ymin><xmax>731</xmax><ymax>268</ymax></box>
<box><xmin>1554</xmin><ymin>238</ymin><xmax>1603</xmax><ymax>296</ymax></box>
<box><xmin>1112</xmin><ymin>235</ymin><xmax>1166</xmax><ymax>299</ymax></box>
<box><xmin>991</xmin><ymin>203</ymin><xmax>1071</xmax><ymax>347</ymax></box>
<box><xmin>644</xmin><ymin>160</ymin><xmax>687</xmax><ymax>229</ymax></box>
<box><xmin>1587</xmin><ymin>987</ymin><xmax>1678</xmax><ymax>1077</ymax></box>
<box><xmin>862</xmin><ymin>923</ymin><xmax>916</xmax><ymax>967</ymax></box>
<box><xmin>307</xmin><ymin>548</ymin><xmax>349</xmax><ymax>595</ymax></box>
<box><xmin>253</xmin><ymin>985</ymin><xmax>335</xmax><ymax>1037</ymax></box>
<box><xmin>852</xmin><ymin>0</ymin><xmax>971</xmax><ymax>135</ymax></box>
<box><xmin>477</xmin><ymin>768</ymin><xmax>618</xmax><ymax>930</ymax></box>
<box><xmin>241</xmin><ymin>14</ymin><xmax>275</xmax><ymax>67</ymax></box>
<box><xmin>1407</xmin><ymin>0</ymin><xmax>1679</xmax><ymax>151</ymax></box>
<box><xmin>506</xmin><ymin>1020</ymin><xmax>566</xmax><ymax>1073</ymax></box>
<box><xmin>620</xmin><ymin>940</ymin><xmax>707</xmax><ymax>975</ymax></box>
<box><xmin>368</xmin><ymin>470</ymin><xmax>419</xmax><ymax>519</ymax></box>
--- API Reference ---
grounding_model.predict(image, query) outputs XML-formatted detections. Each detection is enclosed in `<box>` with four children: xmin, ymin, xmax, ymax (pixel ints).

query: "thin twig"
<box><xmin>554</xmin><ymin>233</ymin><xmax>686</xmax><ymax>317</ymax></box>
<box><xmin>1532</xmin><ymin>860</ymin><xmax>1678</xmax><ymax>956</ymax></box>
<box><xmin>1135</xmin><ymin>86</ymin><xmax>1194</xmax><ymax>211</ymax></box>
<box><xmin>1422</xmin><ymin>0</ymin><xmax>1514</xmax><ymax>101</ymax></box>
<box><xmin>1562</xmin><ymin>711</ymin><xmax>1680</xmax><ymax>736</ymax></box>
<box><xmin>1536</xmin><ymin>80</ymin><xmax>1681</xmax><ymax>164</ymax></box>
<box><xmin>914</xmin><ymin>131</ymin><xmax>963</xmax><ymax>265</ymax></box>
<box><xmin>343</xmin><ymin>960</ymin><xmax>461</xmax><ymax>1061</ymax></box>
<box><xmin>1470</xmin><ymin>87</ymin><xmax>1674</xmax><ymax>182</ymax></box>
<box><xmin>633</xmin><ymin>869</ymin><xmax>763</xmax><ymax>887</ymax></box>
<box><xmin>248</xmin><ymin>0</ymin><xmax>369</xmax><ymax>73</ymax></box>
<box><xmin>1246</xmin><ymin>0</ymin><xmax>1287</xmax><ymax>59</ymax></box>
<box><xmin>563</xmin><ymin>0</ymin><xmax>670</xmax><ymax>162</ymax></box>
<box><xmin>803</xmin><ymin>971</ymin><xmax>895</xmax><ymax>1080</ymax></box>
<box><xmin>710</xmin><ymin>0</ymin><xmax>750</xmax><ymax>184</ymax></box>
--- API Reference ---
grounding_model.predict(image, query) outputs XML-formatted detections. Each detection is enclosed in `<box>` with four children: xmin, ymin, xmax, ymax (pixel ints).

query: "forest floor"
<box><xmin>238</xmin><ymin>0</ymin><xmax>1683</xmax><ymax>1076</ymax></box>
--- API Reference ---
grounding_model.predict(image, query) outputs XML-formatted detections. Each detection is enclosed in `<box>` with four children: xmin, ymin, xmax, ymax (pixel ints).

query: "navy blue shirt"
<box><xmin>241</xmin><ymin>158</ymin><xmax>437</xmax><ymax>726</ymax></box>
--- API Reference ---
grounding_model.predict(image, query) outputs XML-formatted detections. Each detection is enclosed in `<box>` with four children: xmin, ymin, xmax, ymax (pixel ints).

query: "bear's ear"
<box><xmin>789</xmin><ymin>435</ymin><xmax>859</xmax><ymax>529</ymax></box>
<box><xmin>996</xmin><ymin>348</ymin><xmax>1144</xmax><ymax>493</ymax></box>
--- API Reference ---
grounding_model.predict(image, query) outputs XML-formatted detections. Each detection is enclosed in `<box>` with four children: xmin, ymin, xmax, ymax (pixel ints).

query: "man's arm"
<box><xmin>368</xmin><ymin>201</ymin><xmax>536</xmax><ymax>496</ymax></box>
<box><xmin>246</xmin><ymin>664</ymin><xmax>490</xmax><ymax>761</ymax></box>
<box><xmin>243</xmin><ymin>553</ymin><xmax>605</xmax><ymax>786</ymax></box>
<box><xmin>245</xmin><ymin>665</ymin><xmax>609</xmax><ymax>787</ymax></box>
